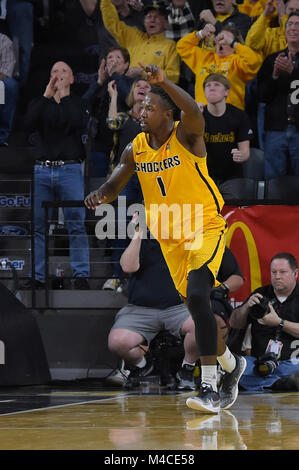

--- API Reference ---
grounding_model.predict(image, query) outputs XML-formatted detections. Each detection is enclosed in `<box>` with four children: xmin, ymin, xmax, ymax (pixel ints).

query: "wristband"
<box><xmin>229</xmin><ymin>40</ymin><xmax>237</xmax><ymax>49</ymax></box>
<box><xmin>278</xmin><ymin>318</ymin><xmax>285</xmax><ymax>329</ymax></box>
<box><xmin>197</xmin><ymin>30</ymin><xmax>203</xmax><ymax>39</ymax></box>
<box><xmin>221</xmin><ymin>283</ymin><xmax>230</xmax><ymax>294</ymax></box>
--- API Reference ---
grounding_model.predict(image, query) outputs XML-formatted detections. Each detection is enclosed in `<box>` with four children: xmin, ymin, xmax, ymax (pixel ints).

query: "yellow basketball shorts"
<box><xmin>160</xmin><ymin>214</ymin><xmax>227</xmax><ymax>298</ymax></box>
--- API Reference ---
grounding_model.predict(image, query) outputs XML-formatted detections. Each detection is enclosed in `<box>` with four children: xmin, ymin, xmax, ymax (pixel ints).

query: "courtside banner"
<box><xmin>221</xmin><ymin>205</ymin><xmax>299</xmax><ymax>306</ymax></box>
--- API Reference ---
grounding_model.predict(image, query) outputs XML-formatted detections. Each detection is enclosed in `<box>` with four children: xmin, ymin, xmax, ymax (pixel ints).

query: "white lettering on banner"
<box><xmin>290</xmin><ymin>80</ymin><xmax>299</xmax><ymax>105</ymax></box>
<box><xmin>0</xmin><ymin>258</ymin><xmax>25</xmax><ymax>271</ymax></box>
<box><xmin>0</xmin><ymin>341</ymin><xmax>5</xmax><ymax>365</ymax></box>
<box><xmin>0</xmin><ymin>195</ymin><xmax>31</xmax><ymax>207</ymax></box>
<box><xmin>94</xmin><ymin>197</ymin><xmax>204</xmax><ymax>249</ymax></box>
<box><xmin>290</xmin><ymin>339</ymin><xmax>299</xmax><ymax>365</ymax></box>
<box><xmin>95</xmin><ymin>203</ymin><xmax>116</xmax><ymax>240</ymax></box>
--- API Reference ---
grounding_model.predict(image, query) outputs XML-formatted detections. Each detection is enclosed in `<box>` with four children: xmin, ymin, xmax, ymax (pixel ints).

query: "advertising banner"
<box><xmin>222</xmin><ymin>205</ymin><xmax>299</xmax><ymax>306</ymax></box>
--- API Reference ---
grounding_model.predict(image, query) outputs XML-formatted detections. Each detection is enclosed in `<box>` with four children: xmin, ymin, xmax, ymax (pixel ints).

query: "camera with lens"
<box><xmin>254</xmin><ymin>352</ymin><xmax>280</xmax><ymax>377</ymax></box>
<box><xmin>248</xmin><ymin>296</ymin><xmax>274</xmax><ymax>319</ymax></box>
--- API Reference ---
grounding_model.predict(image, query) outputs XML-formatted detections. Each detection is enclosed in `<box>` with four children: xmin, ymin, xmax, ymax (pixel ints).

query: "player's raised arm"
<box><xmin>139</xmin><ymin>62</ymin><xmax>205</xmax><ymax>137</ymax></box>
<box><xmin>84</xmin><ymin>142</ymin><xmax>135</xmax><ymax>210</ymax></box>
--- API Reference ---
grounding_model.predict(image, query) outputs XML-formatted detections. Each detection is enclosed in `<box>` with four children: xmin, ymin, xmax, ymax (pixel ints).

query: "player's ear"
<box><xmin>166</xmin><ymin>108</ymin><xmax>173</xmax><ymax>120</ymax></box>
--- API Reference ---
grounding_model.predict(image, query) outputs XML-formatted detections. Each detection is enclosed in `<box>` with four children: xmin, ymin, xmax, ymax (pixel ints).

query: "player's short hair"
<box><xmin>203</xmin><ymin>73</ymin><xmax>231</xmax><ymax>90</ymax></box>
<box><xmin>150</xmin><ymin>86</ymin><xmax>180</xmax><ymax>119</ymax></box>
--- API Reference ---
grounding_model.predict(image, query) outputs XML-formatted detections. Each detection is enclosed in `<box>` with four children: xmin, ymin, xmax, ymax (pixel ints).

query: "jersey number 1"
<box><xmin>156</xmin><ymin>176</ymin><xmax>167</xmax><ymax>197</ymax></box>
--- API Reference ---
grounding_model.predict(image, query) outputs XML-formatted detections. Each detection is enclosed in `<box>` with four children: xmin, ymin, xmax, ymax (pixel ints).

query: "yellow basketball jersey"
<box><xmin>133</xmin><ymin>122</ymin><xmax>224</xmax><ymax>250</ymax></box>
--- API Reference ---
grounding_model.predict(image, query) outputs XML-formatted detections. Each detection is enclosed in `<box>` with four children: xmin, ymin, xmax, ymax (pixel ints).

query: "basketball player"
<box><xmin>85</xmin><ymin>64</ymin><xmax>246</xmax><ymax>413</ymax></box>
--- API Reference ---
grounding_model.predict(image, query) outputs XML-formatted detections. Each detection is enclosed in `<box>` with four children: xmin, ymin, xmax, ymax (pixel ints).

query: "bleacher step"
<box><xmin>17</xmin><ymin>289</ymin><xmax>128</xmax><ymax>309</ymax></box>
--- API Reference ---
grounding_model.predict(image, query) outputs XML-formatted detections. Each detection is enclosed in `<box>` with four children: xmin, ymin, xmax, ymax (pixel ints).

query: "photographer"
<box><xmin>230</xmin><ymin>252</ymin><xmax>299</xmax><ymax>391</ymax></box>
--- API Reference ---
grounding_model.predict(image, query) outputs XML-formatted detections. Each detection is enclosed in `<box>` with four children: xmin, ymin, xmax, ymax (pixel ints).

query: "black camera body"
<box><xmin>254</xmin><ymin>352</ymin><xmax>280</xmax><ymax>377</ymax></box>
<box><xmin>249</xmin><ymin>296</ymin><xmax>274</xmax><ymax>319</ymax></box>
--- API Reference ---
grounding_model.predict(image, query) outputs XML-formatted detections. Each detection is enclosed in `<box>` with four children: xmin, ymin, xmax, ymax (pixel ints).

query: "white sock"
<box><xmin>135</xmin><ymin>356</ymin><xmax>146</xmax><ymax>369</ymax></box>
<box><xmin>217</xmin><ymin>346</ymin><xmax>236</xmax><ymax>373</ymax></box>
<box><xmin>201</xmin><ymin>365</ymin><xmax>217</xmax><ymax>392</ymax></box>
<box><xmin>182</xmin><ymin>359</ymin><xmax>196</xmax><ymax>367</ymax></box>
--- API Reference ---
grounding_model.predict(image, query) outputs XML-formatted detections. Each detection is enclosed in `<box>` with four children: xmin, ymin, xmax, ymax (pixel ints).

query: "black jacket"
<box><xmin>257</xmin><ymin>48</ymin><xmax>299</xmax><ymax>132</ymax></box>
<box><xmin>25</xmin><ymin>94</ymin><xmax>89</xmax><ymax>161</ymax></box>
<box><xmin>248</xmin><ymin>283</ymin><xmax>299</xmax><ymax>360</ymax></box>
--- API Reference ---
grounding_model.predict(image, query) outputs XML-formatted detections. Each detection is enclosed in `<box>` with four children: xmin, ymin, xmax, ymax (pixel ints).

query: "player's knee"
<box><xmin>187</xmin><ymin>279</ymin><xmax>210</xmax><ymax>314</ymax></box>
<box><xmin>186</xmin><ymin>268</ymin><xmax>215</xmax><ymax>322</ymax></box>
<box><xmin>187</xmin><ymin>267</ymin><xmax>213</xmax><ymax>298</ymax></box>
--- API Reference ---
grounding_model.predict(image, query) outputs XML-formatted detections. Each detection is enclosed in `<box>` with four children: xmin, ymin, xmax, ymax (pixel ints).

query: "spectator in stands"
<box><xmin>84</xmin><ymin>46</ymin><xmax>133</xmax><ymax>177</ymax></box>
<box><xmin>164</xmin><ymin>0</ymin><xmax>196</xmax><ymax>41</ymax></box>
<box><xmin>107</xmin><ymin>77</ymin><xmax>150</xmax><ymax>170</ymax></box>
<box><xmin>230</xmin><ymin>252</ymin><xmax>299</xmax><ymax>392</ymax></box>
<box><xmin>79</xmin><ymin>0</ymin><xmax>145</xmax><ymax>62</ymax></box>
<box><xmin>110</xmin><ymin>0</ymin><xmax>145</xmax><ymax>29</ymax></box>
<box><xmin>245</xmin><ymin>0</ymin><xmax>299</xmax><ymax>150</ymax></box>
<box><xmin>246</xmin><ymin>0</ymin><xmax>299</xmax><ymax>61</ymax></box>
<box><xmin>198</xmin><ymin>0</ymin><xmax>252</xmax><ymax>42</ymax></box>
<box><xmin>257</xmin><ymin>12</ymin><xmax>299</xmax><ymax>179</ymax></box>
<box><xmin>6</xmin><ymin>0</ymin><xmax>34</xmax><ymax>87</ymax></box>
<box><xmin>24</xmin><ymin>61</ymin><xmax>90</xmax><ymax>290</ymax></box>
<box><xmin>177</xmin><ymin>23</ymin><xmax>262</xmax><ymax>110</ymax></box>
<box><xmin>200</xmin><ymin>73</ymin><xmax>252</xmax><ymax>184</ymax></box>
<box><xmin>102</xmin><ymin>77</ymin><xmax>148</xmax><ymax>291</ymax></box>
<box><xmin>163</xmin><ymin>0</ymin><xmax>198</xmax><ymax>92</ymax></box>
<box><xmin>100</xmin><ymin>0</ymin><xmax>180</xmax><ymax>83</ymax></box>
<box><xmin>0</xmin><ymin>0</ymin><xmax>9</xmax><ymax>35</ymax></box>
<box><xmin>0</xmin><ymin>31</ymin><xmax>19</xmax><ymax>146</ymax></box>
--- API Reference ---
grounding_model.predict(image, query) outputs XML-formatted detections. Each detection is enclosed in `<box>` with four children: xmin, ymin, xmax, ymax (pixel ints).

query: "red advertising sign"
<box><xmin>222</xmin><ymin>205</ymin><xmax>299</xmax><ymax>306</ymax></box>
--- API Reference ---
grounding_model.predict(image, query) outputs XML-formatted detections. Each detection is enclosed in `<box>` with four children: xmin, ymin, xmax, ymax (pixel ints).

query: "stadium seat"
<box><xmin>219</xmin><ymin>178</ymin><xmax>259</xmax><ymax>204</ymax></box>
<box><xmin>264</xmin><ymin>176</ymin><xmax>299</xmax><ymax>204</ymax></box>
<box><xmin>242</xmin><ymin>147</ymin><xmax>264</xmax><ymax>180</ymax></box>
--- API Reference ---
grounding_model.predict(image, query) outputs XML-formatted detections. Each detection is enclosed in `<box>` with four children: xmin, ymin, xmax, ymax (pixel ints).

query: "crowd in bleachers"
<box><xmin>1</xmin><ymin>0</ymin><xmax>299</xmax><ymax>396</ymax></box>
<box><xmin>1</xmin><ymin>0</ymin><xmax>299</xmax><ymax>290</ymax></box>
<box><xmin>1</xmin><ymin>0</ymin><xmax>299</xmax><ymax>180</ymax></box>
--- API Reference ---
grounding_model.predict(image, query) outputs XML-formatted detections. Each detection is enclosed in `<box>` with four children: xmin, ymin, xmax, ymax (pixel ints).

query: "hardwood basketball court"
<box><xmin>0</xmin><ymin>383</ymin><xmax>298</xmax><ymax>451</ymax></box>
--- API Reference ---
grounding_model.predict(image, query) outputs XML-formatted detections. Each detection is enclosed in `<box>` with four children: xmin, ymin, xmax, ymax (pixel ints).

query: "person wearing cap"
<box><xmin>100</xmin><ymin>0</ymin><xmax>180</xmax><ymax>83</ymax></box>
<box><xmin>201</xmin><ymin>73</ymin><xmax>253</xmax><ymax>184</ymax></box>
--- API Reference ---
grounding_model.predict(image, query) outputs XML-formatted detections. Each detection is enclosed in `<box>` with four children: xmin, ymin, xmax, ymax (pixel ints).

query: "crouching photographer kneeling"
<box><xmin>229</xmin><ymin>253</ymin><xmax>299</xmax><ymax>391</ymax></box>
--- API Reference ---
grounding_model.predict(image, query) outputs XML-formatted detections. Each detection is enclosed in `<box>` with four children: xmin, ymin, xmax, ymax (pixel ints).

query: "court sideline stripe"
<box><xmin>0</xmin><ymin>393</ymin><xmax>135</xmax><ymax>417</ymax></box>
<box><xmin>0</xmin><ymin>391</ymin><xmax>186</xmax><ymax>417</ymax></box>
